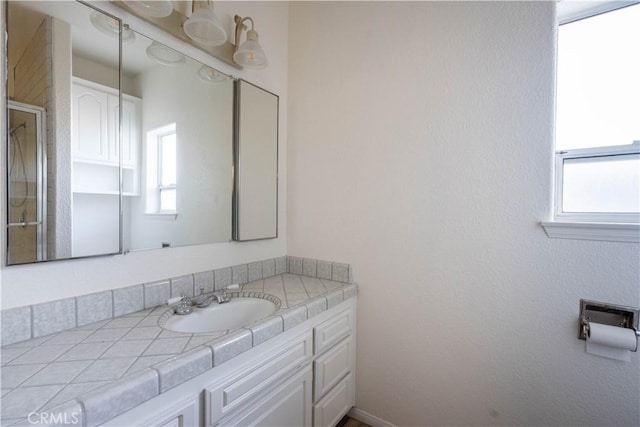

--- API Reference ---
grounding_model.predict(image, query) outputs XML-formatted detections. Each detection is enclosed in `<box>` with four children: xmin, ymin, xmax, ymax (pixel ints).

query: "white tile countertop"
<box><xmin>0</xmin><ymin>274</ymin><xmax>357</xmax><ymax>426</ymax></box>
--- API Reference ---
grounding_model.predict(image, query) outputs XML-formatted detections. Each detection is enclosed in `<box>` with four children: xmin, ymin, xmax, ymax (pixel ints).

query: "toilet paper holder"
<box><xmin>578</xmin><ymin>299</ymin><xmax>640</xmax><ymax>348</ymax></box>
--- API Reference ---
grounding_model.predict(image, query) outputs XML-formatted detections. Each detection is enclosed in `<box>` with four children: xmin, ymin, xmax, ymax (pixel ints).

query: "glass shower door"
<box><xmin>7</xmin><ymin>101</ymin><xmax>46</xmax><ymax>264</ymax></box>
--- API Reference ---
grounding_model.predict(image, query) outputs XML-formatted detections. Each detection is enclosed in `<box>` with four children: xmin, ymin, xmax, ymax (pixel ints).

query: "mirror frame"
<box><xmin>232</xmin><ymin>79</ymin><xmax>279</xmax><ymax>242</ymax></box>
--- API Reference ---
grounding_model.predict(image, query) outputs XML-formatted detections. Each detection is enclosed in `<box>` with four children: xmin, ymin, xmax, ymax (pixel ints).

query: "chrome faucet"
<box><xmin>196</xmin><ymin>285</ymin><xmax>239</xmax><ymax>308</ymax></box>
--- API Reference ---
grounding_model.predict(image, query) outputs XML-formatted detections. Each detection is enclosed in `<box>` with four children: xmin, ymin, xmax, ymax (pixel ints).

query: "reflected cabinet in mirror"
<box><xmin>233</xmin><ymin>80</ymin><xmax>279</xmax><ymax>241</ymax></box>
<box><xmin>6</xmin><ymin>1</ymin><xmax>121</xmax><ymax>264</ymax></box>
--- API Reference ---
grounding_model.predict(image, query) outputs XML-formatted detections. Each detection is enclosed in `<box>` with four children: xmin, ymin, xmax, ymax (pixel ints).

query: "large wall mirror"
<box><xmin>5</xmin><ymin>1</ymin><xmax>234</xmax><ymax>265</ymax></box>
<box><xmin>5</xmin><ymin>1</ymin><xmax>278</xmax><ymax>266</ymax></box>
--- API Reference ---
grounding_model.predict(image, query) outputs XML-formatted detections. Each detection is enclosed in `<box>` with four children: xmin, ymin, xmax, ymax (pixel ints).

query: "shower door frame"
<box><xmin>6</xmin><ymin>100</ymin><xmax>48</xmax><ymax>263</ymax></box>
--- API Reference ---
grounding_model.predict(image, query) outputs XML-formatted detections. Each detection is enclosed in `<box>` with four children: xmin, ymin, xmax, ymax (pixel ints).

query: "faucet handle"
<box><xmin>175</xmin><ymin>295</ymin><xmax>193</xmax><ymax>315</ymax></box>
<box><xmin>217</xmin><ymin>284</ymin><xmax>238</xmax><ymax>303</ymax></box>
<box><xmin>196</xmin><ymin>288</ymin><xmax>207</xmax><ymax>305</ymax></box>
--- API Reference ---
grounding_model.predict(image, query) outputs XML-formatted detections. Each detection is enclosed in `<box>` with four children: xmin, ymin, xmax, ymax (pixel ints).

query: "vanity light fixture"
<box><xmin>233</xmin><ymin>15</ymin><xmax>268</xmax><ymax>68</ymax></box>
<box><xmin>146</xmin><ymin>41</ymin><xmax>186</xmax><ymax>66</ymax></box>
<box><xmin>197</xmin><ymin>65</ymin><xmax>229</xmax><ymax>83</ymax></box>
<box><xmin>122</xmin><ymin>0</ymin><xmax>174</xmax><ymax>18</ymax></box>
<box><xmin>183</xmin><ymin>1</ymin><xmax>227</xmax><ymax>47</ymax></box>
<box><xmin>90</xmin><ymin>11</ymin><xmax>135</xmax><ymax>44</ymax></box>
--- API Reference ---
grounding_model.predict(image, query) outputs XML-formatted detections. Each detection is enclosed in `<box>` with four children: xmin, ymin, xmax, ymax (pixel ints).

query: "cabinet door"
<box><xmin>313</xmin><ymin>373</ymin><xmax>354</xmax><ymax>427</ymax></box>
<box><xmin>72</xmin><ymin>83</ymin><xmax>109</xmax><ymax>162</ymax></box>
<box><xmin>155</xmin><ymin>401</ymin><xmax>198</xmax><ymax>427</ymax></box>
<box><xmin>121</xmin><ymin>98</ymin><xmax>139</xmax><ymax>168</ymax></box>
<box><xmin>108</xmin><ymin>94</ymin><xmax>139</xmax><ymax>168</ymax></box>
<box><xmin>217</xmin><ymin>366</ymin><xmax>313</xmax><ymax>427</ymax></box>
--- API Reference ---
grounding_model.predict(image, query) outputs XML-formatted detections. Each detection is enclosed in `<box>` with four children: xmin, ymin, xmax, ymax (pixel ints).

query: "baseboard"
<box><xmin>348</xmin><ymin>407</ymin><xmax>396</xmax><ymax>427</ymax></box>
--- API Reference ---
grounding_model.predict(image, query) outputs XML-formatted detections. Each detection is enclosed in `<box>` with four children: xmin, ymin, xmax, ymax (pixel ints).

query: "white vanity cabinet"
<box><xmin>102</xmin><ymin>298</ymin><xmax>356</xmax><ymax>427</ymax></box>
<box><xmin>71</xmin><ymin>77</ymin><xmax>141</xmax><ymax>195</ymax></box>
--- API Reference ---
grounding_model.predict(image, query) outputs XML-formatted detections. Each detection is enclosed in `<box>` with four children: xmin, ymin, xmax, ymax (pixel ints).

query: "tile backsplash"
<box><xmin>1</xmin><ymin>256</ymin><xmax>354</xmax><ymax>346</ymax></box>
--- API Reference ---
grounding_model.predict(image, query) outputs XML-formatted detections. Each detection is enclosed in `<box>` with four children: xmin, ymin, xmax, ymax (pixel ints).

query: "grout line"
<box><xmin>110</xmin><ymin>290</ymin><xmax>115</xmax><ymax>319</ymax></box>
<box><xmin>29</xmin><ymin>305</ymin><xmax>35</xmax><ymax>342</ymax></box>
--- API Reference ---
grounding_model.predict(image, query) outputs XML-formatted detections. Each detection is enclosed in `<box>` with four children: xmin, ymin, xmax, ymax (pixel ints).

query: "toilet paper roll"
<box><xmin>586</xmin><ymin>322</ymin><xmax>637</xmax><ymax>362</ymax></box>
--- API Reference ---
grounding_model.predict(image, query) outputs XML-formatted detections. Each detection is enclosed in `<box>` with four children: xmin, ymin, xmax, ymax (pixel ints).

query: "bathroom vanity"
<box><xmin>0</xmin><ymin>268</ymin><xmax>356</xmax><ymax>427</ymax></box>
<box><xmin>104</xmin><ymin>297</ymin><xmax>355</xmax><ymax>427</ymax></box>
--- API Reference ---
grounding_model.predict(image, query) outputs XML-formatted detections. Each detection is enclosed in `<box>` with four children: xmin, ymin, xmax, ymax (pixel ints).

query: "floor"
<box><xmin>337</xmin><ymin>415</ymin><xmax>373</xmax><ymax>427</ymax></box>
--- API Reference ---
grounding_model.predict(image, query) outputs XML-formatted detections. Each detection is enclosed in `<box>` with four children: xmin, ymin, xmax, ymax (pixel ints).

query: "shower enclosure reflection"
<box><xmin>7</xmin><ymin>102</ymin><xmax>46</xmax><ymax>264</ymax></box>
<box><xmin>5</xmin><ymin>0</ymin><xmax>121</xmax><ymax>264</ymax></box>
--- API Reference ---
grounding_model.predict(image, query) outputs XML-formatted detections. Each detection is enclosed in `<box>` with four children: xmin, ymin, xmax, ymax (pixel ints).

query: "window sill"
<box><xmin>145</xmin><ymin>213</ymin><xmax>178</xmax><ymax>220</ymax></box>
<box><xmin>540</xmin><ymin>221</ymin><xmax>639</xmax><ymax>243</ymax></box>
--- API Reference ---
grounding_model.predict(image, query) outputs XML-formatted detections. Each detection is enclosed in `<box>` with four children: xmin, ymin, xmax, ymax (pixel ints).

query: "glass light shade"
<box><xmin>146</xmin><ymin>41</ymin><xmax>186</xmax><ymax>66</ymax></box>
<box><xmin>90</xmin><ymin>12</ymin><xmax>135</xmax><ymax>44</ymax></box>
<box><xmin>183</xmin><ymin>6</ymin><xmax>227</xmax><ymax>47</ymax></box>
<box><xmin>233</xmin><ymin>30</ymin><xmax>267</xmax><ymax>68</ymax></box>
<box><xmin>123</xmin><ymin>0</ymin><xmax>173</xmax><ymax>18</ymax></box>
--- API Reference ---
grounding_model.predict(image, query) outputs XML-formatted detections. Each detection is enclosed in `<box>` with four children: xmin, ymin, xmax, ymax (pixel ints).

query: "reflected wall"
<box><xmin>122</xmin><ymin>31</ymin><xmax>234</xmax><ymax>251</ymax></box>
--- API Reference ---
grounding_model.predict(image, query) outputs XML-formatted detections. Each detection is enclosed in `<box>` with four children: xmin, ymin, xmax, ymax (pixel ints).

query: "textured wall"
<box><xmin>287</xmin><ymin>2</ymin><xmax>639</xmax><ymax>425</ymax></box>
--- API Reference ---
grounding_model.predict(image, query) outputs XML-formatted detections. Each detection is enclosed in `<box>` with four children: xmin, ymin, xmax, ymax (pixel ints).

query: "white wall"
<box><xmin>287</xmin><ymin>2</ymin><xmax>639</xmax><ymax>426</ymax></box>
<box><xmin>0</xmin><ymin>1</ymin><xmax>289</xmax><ymax>309</ymax></box>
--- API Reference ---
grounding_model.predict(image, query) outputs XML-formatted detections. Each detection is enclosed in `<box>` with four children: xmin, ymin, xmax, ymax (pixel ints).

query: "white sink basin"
<box><xmin>162</xmin><ymin>297</ymin><xmax>278</xmax><ymax>333</ymax></box>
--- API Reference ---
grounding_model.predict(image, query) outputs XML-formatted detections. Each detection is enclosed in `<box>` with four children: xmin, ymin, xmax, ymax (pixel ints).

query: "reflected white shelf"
<box><xmin>72</xmin><ymin>160</ymin><xmax>139</xmax><ymax>195</ymax></box>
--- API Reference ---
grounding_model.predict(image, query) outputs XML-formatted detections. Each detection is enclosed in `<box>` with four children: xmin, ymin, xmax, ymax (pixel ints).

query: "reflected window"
<box><xmin>146</xmin><ymin>123</ymin><xmax>177</xmax><ymax>214</ymax></box>
<box><xmin>158</xmin><ymin>131</ymin><xmax>177</xmax><ymax>212</ymax></box>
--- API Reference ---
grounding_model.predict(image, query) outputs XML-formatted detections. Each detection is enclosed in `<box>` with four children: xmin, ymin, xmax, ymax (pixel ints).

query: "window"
<box><xmin>543</xmin><ymin>3</ymin><xmax>640</xmax><ymax>242</ymax></box>
<box><xmin>158</xmin><ymin>131</ymin><xmax>177</xmax><ymax>212</ymax></box>
<box><xmin>146</xmin><ymin>124</ymin><xmax>177</xmax><ymax>215</ymax></box>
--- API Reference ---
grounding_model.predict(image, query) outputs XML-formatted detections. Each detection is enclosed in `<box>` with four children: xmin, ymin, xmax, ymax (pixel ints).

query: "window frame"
<box><xmin>553</xmin><ymin>142</ymin><xmax>640</xmax><ymax>224</ymax></box>
<box><xmin>144</xmin><ymin>123</ymin><xmax>178</xmax><ymax>217</ymax></box>
<box><xmin>156</xmin><ymin>130</ymin><xmax>177</xmax><ymax>214</ymax></box>
<box><xmin>542</xmin><ymin>2</ymin><xmax>640</xmax><ymax>242</ymax></box>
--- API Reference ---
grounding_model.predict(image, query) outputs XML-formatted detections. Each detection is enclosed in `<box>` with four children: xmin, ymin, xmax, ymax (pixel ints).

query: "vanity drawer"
<box><xmin>314</xmin><ymin>336</ymin><xmax>353</xmax><ymax>402</ymax></box>
<box><xmin>206</xmin><ymin>331</ymin><xmax>313</xmax><ymax>423</ymax></box>
<box><xmin>215</xmin><ymin>366</ymin><xmax>313</xmax><ymax>427</ymax></box>
<box><xmin>313</xmin><ymin>373</ymin><xmax>354</xmax><ymax>427</ymax></box>
<box><xmin>314</xmin><ymin>307</ymin><xmax>352</xmax><ymax>355</ymax></box>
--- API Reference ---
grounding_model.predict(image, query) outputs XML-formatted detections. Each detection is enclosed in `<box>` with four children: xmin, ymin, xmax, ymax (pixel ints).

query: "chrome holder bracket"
<box><xmin>578</xmin><ymin>298</ymin><xmax>639</xmax><ymax>342</ymax></box>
